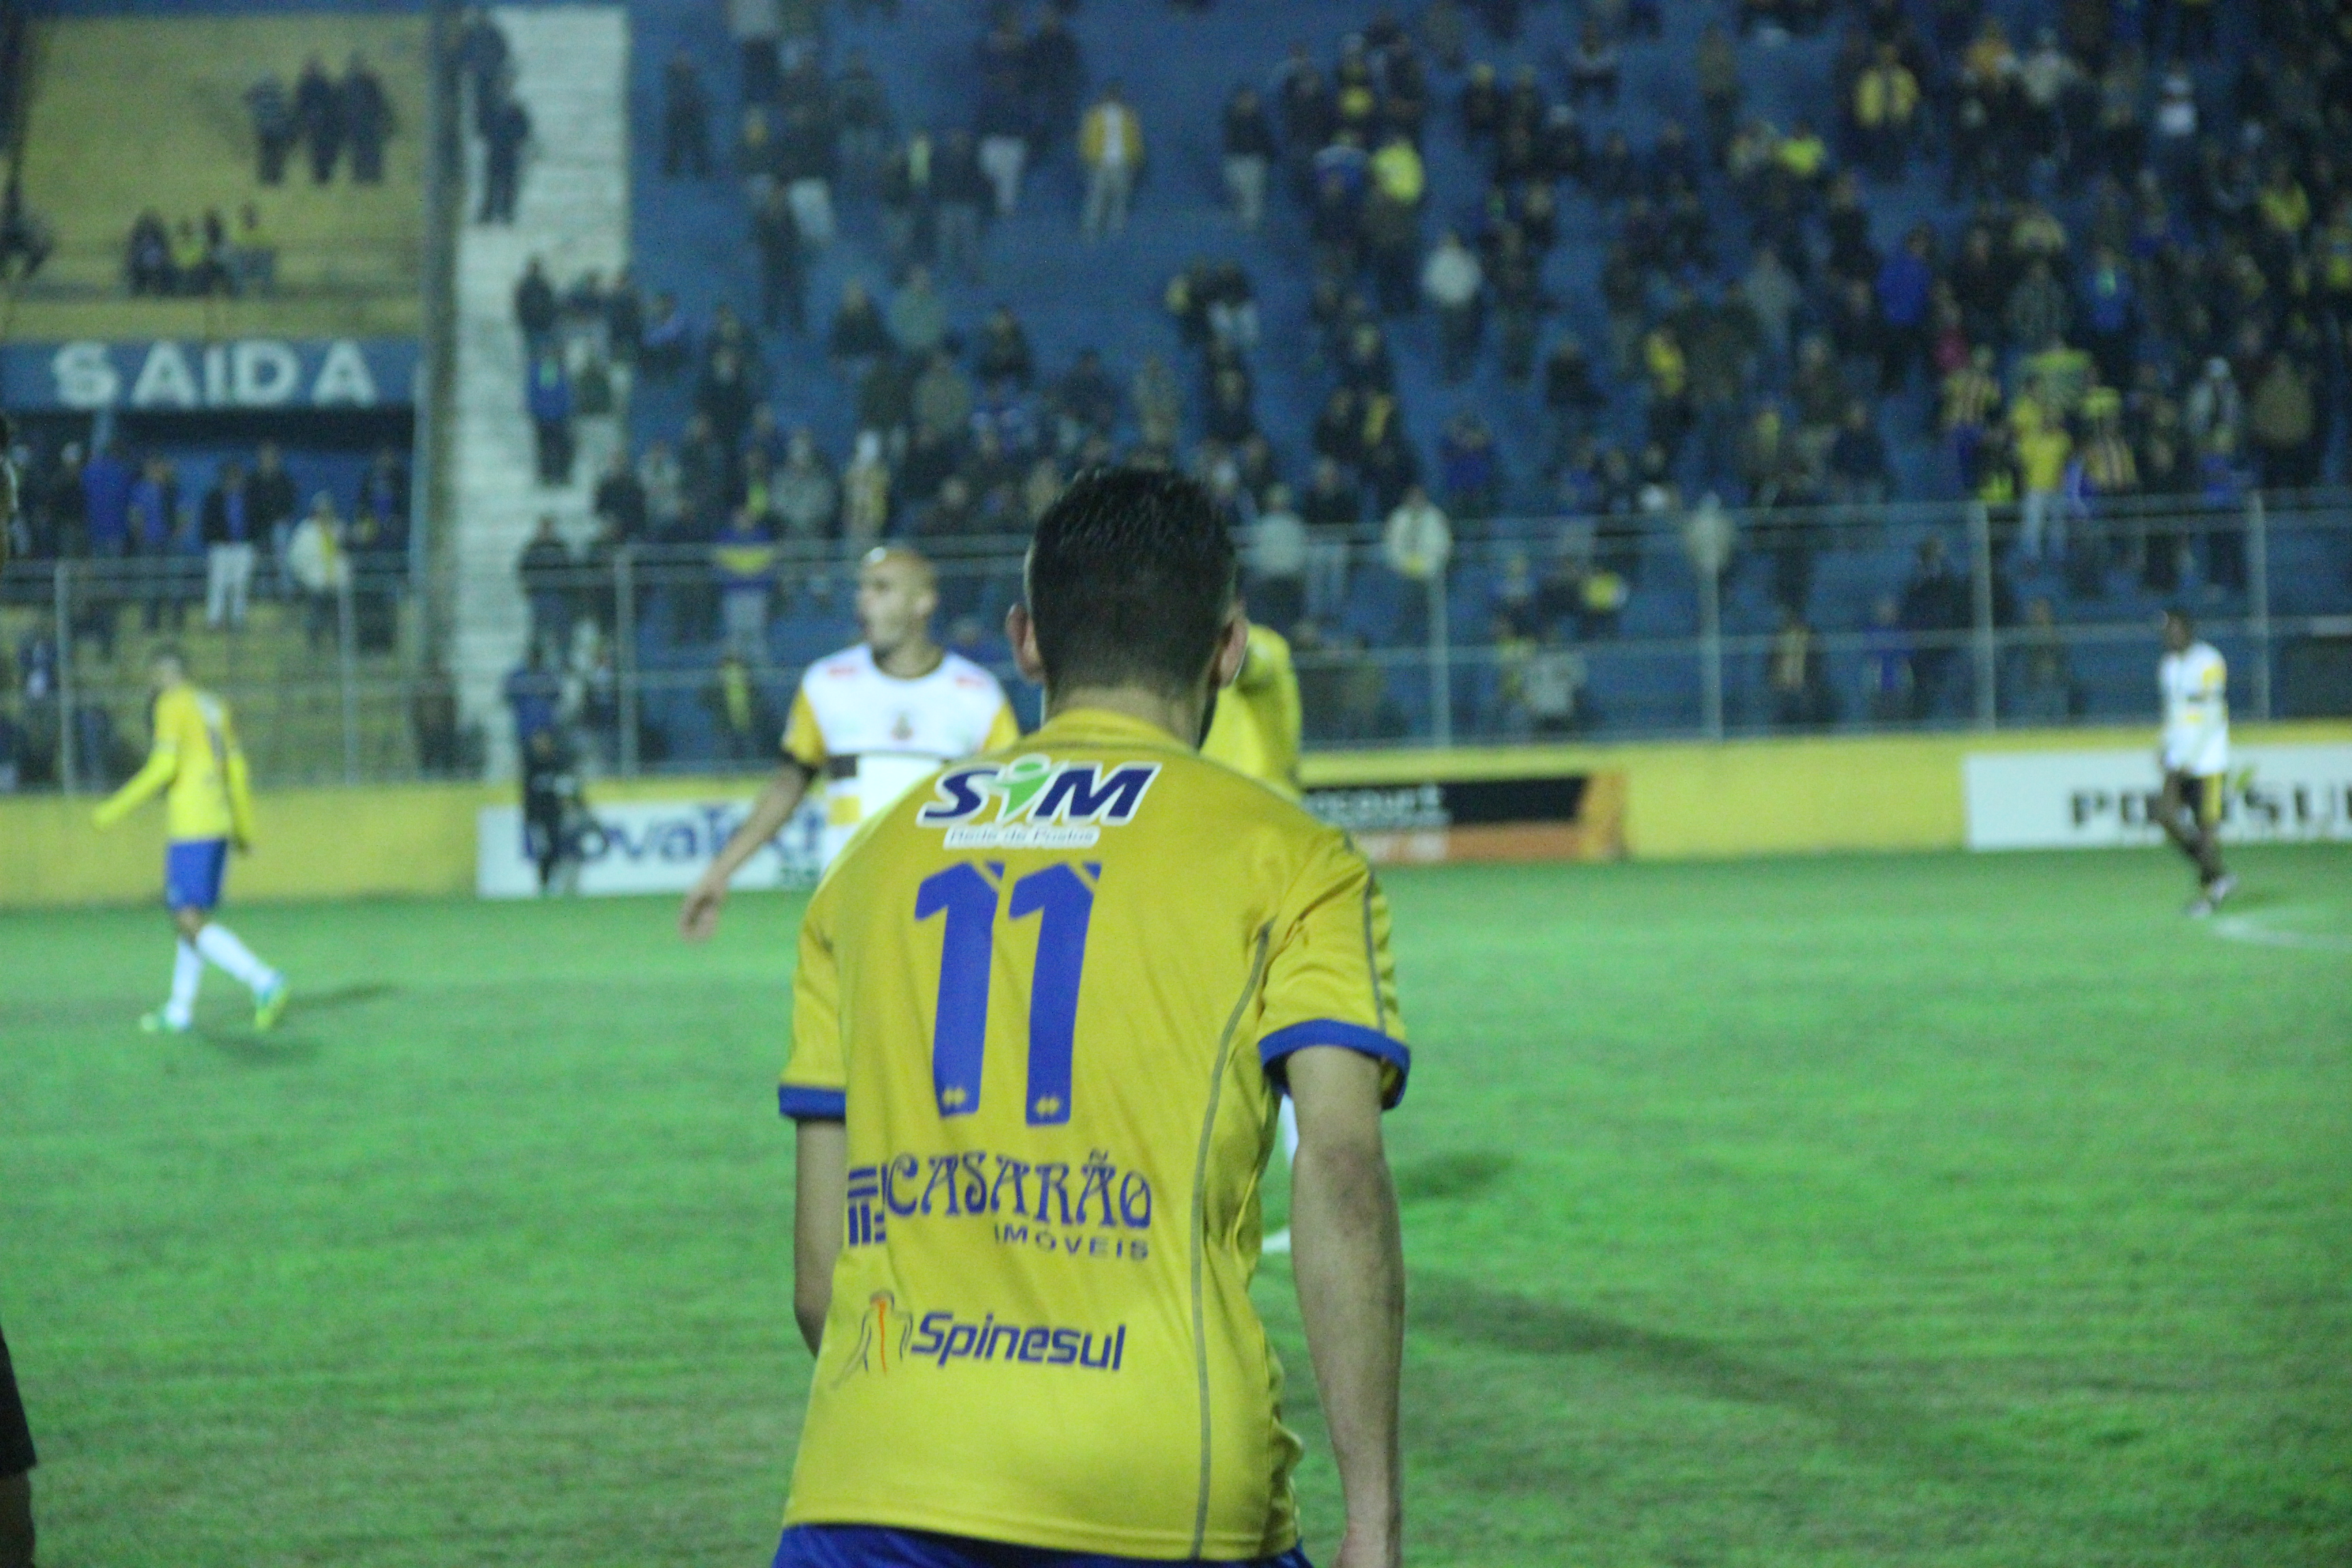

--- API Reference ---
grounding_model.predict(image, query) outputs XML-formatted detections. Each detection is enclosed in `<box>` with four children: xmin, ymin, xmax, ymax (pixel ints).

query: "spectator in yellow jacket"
<box><xmin>1852</xmin><ymin>45</ymin><xmax>1919</xmax><ymax>180</ymax></box>
<box><xmin>1369</xmin><ymin>132</ymin><xmax>1425</xmax><ymax>207</ymax></box>
<box><xmin>1079</xmin><ymin>84</ymin><xmax>1141</xmax><ymax>240</ymax></box>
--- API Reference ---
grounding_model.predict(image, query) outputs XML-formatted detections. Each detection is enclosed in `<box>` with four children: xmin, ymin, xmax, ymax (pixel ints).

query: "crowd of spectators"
<box><xmin>3</xmin><ymin>437</ymin><xmax>411</xmax><ymax>655</ymax></box>
<box><xmin>244</xmin><ymin>52</ymin><xmax>397</xmax><ymax>189</ymax></box>
<box><xmin>125</xmin><ymin>206</ymin><xmax>278</xmax><ymax>299</ymax></box>
<box><xmin>120</xmin><ymin>52</ymin><xmax>395</xmax><ymax>297</ymax></box>
<box><xmin>1225</xmin><ymin>0</ymin><xmax>2342</xmax><ymax>732</ymax></box>
<box><xmin>534</xmin><ymin>0</ymin><xmax>2351</xmax><ymax>744</ymax></box>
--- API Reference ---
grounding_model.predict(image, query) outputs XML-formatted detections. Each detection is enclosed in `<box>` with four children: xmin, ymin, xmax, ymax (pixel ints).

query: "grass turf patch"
<box><xmin>1</xmin><ymin>845</ymin><xmax>2347</xmax><ymax>1565</ymax></box>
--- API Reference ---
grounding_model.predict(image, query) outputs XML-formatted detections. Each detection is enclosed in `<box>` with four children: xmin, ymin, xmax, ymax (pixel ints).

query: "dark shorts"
<box><xmin>773</xmin><ymin>1525</ymin><xmax>1313</xmax><ymax>1568</ymax></box>
<box><xmin>164</xmin><ymin>837</ymin><xmax>229</xmax><ymax>912</ymax></box>
<box><xmin>0</xmin><ymin>1321</ymin><xmax>35</xmax><ymax>1477</ymax></box>
<box><xmin>2168</xmin><ymin>771</ymin><xmax>2222</xmax><ymax>827</ymax></box>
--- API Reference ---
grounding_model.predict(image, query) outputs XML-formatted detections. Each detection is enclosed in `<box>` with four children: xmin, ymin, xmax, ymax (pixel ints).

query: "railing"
<box><xmin>0</xmin><ymin>553</ymin><xmax>425</xmax><ymax>791</ymax></box>
<box><xmin>22</xmin><ymin>236</ymin><xmax>423</xmax><ymax>299</ymax></box>
<box><xmin>3</xmin><ymin>491</ymin><xmax>2347</xmax><ymax>791</ymax></box>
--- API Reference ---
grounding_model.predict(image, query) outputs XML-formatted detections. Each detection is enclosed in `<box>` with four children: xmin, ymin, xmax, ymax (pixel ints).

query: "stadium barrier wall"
<box><xmin>5</xmin><ymin>720</ymin><xmax>2349</xmax><ymax>909</ymax></box>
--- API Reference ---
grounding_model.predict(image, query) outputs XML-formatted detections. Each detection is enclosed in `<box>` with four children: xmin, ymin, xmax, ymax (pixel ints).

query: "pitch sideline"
<box><xmin>2207</xmin><ymin>905</ymin><xmax>2352</xmax><ymax>954</ymax></box>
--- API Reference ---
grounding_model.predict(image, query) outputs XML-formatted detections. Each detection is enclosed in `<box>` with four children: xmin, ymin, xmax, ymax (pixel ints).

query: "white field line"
<box><xmin>2208</xmin><ymin>906</ymin><xmax>2352</xmax><ymax>954</ymax></box>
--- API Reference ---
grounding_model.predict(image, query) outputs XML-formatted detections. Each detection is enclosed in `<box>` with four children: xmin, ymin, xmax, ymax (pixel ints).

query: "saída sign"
<box><xmin>0</xmin><ymin>338</ymin><xmax>420</xmax><ymax>411</ymax></box>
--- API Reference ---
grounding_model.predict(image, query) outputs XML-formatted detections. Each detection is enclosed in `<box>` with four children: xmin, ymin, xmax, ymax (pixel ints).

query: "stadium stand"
<box><xmin>0</xmin><ymin>4</ymin><xmax>433</xmax><ymax>787</ymax></box>
<box><xmin>6</xmin><ymin>10</ymin><xmax>427</xmax><ymax>340</ymax></box>
<box><xmin>3</xmin><ymin>0</ymin><xmax>2350</xmax><ymax>783</ymax></box>
<box><xmin>574</xmin><ymin>0</ymin><xmax>2350</xmax><ymax>763</ymax></box>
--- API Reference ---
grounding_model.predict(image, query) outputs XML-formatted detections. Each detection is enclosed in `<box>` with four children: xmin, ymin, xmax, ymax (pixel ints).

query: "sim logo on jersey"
<box><xmin>917</xmin><ymin>754</ymin><xmax>1162</xmax><ymax>848</ymax></box>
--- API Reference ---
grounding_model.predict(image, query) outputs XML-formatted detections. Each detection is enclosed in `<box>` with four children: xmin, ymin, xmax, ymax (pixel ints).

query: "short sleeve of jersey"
<box><xmin>783</xmin><ymin>686</ymin><xmax>826</xmax><ymax>770</ymax></box>
<box><xmin>983</xmin><ymin>700</ymin><xmax>1021</xmax><ymax>751</ymax></box>
<box><xmin>779</xmin><ymin>895</ymin><xmax>847</xmax><ymax>1120</ymax></box>
<box><xmin>1256</xmin><ymin>831</ymin><xmax>1409</xmax><ymax>1109</ymax></box>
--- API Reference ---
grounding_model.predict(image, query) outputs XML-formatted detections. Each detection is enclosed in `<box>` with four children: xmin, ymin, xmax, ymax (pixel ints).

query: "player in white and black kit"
<box><xmin>2157</xmin><ymin>609</ymin><xmax>2236</xmax><ymax>916</ymax></box>
<box><xmin>680</xmin><ymin>547</ymin><xmax>1019</xmax><ymax>939</ymax></box>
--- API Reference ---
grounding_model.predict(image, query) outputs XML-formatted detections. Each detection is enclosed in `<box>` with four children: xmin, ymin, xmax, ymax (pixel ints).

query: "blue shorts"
<box><xmin>773</xmin><ymin>1525</ymin><xmax>1313</xmax><ymax>1568</ymax></box>
<box><xmin>163</xmin><ymin>838</ymin><xmax>229</xmax><ymax>912</ymax></box>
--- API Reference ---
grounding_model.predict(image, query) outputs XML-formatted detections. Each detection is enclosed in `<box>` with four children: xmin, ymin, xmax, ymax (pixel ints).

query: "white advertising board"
<box><xmin>476</xmin><ymin>797</ymin><xmax>827</xmax><ymax>898</ymax></box>
<box><xmin>1963</xmin><ymin>744</ymin><xmax>2352</xmax><ymax>850</ymax></box>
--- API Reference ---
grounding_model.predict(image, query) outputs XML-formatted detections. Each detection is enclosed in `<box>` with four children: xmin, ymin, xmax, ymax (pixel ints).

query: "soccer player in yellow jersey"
<box><xmin>774</xmin><ymin>470</ymin><xmax>1407</xmax><ymax>1568</ymax></box>
<box><xmin>1200</xmin><ymin>622</ymin><xmax>1304</xmax><ymax>800</ymax></box>
<box><xmin>1200</xmin><ymin>621</ymin><xmax>1310</xmax><ymax>1188</ymax></box>
<box><xmin>681</xmin><ymin>547</ymin><xmax>1020</xmax><ymax>940</ymax></box>
<box><xmin>91</xmin><ymin>647</ymin><xmax>288</xmax><ymax>1034</ymax></box>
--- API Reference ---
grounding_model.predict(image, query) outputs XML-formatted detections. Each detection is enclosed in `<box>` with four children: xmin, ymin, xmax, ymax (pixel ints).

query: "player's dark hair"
<box><xmin>2164</xmin><ymin>607</ymin><xmax>2194</xmax><ymax>634</ymax></box>
<box><xmin>1026</xmin><ymin>467</ymin><xmax>1236</xmax><ymax>698</ymax></box>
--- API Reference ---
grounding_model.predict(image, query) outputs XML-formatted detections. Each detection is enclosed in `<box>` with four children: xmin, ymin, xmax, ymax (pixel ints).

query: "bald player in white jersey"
<box><xmin>2156</xmin><ymin>607</ymin><xmax>2236</xmax><ymax>917</ymax></box>
<box><xmin>680</xmin><ymin>547</ymin><xmax>1019</xmax><ymax>939</ymax></box>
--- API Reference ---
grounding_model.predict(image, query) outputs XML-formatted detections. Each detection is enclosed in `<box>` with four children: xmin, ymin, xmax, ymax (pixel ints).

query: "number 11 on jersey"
<box><xmin>914</xmin><ymin>861</ymin><xmax>1100</xmax><ymax>1126</ymax></box>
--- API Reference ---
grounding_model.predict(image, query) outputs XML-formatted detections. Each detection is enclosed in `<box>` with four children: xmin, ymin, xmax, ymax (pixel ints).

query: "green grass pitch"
<box><xmin>2</xmin><ymin>846</ymin><xmax>2348</xmax><ymax>1567</ymax></box>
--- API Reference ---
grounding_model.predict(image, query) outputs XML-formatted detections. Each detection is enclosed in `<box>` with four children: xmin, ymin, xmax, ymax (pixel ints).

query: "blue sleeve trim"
<box><xmin>779</xmin><ymin>1084</ymin><xmax>847</xmax><ymax>1121</ymax></box>
<box><xmin>1258</xmin><ymin>1019</ymin><xmax>1411</xmax><ymax>1109</ymax></box>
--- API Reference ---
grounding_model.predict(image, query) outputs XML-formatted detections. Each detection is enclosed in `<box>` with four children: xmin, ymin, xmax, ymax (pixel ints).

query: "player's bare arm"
<box><xmin>791</xmin><ymin>1118</ymin><xmax>847</xmax><ymax>1356</ymax></box>
<box><xmin>1289</xmin><ymin>1045</ymin><xmax>1406</xmax><ymax>1568</ymax></box>
<box><xmin>679</xmin><ymin>759</ymin><xmax>811</xmax><ymax>941</ymax></box>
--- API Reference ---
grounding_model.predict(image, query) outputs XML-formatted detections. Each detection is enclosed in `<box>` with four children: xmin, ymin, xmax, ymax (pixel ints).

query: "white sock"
<box><xmin>166</xmin><ymin>939</ymin><xmax>203</xmax><ymax>1028</ymax></box>
<box><xmin>1279</xmin><ymin>1096</ymin><xmax>1301</xmax><ymax>1166</ymax></box>
<box><xmin>195</xmin><ymin>923</ymin><xmax>276</xmax><ymax>992</ymax></box>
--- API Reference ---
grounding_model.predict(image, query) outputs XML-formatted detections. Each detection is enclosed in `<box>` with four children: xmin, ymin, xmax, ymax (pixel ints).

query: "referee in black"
<box><xmin>1</xmin><ymin>1316</ymin><xmax>34</xmax><ymax>1568</ymax></box>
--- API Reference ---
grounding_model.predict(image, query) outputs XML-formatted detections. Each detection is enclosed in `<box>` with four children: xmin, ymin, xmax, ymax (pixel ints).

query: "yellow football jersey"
<box><xmin>780</xmin><ymin>707</ymin><xmax>1407</xmax><ymax>1559</ymax></box>
<box><xmin>1200</xmin><ymin>624</ymin><xmax>1304</xmax><ymax>800</ymax></box>
<box><xmin>92</xmin><ymin>684</ymin><xmax>255</xmax><ymax>844</ymax></box>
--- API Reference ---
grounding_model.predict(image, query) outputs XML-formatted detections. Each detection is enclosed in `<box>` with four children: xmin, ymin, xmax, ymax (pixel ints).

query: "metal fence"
<box><xmin>0</xmin><ymin>552</ymin><xmax>425</xmax><ymax>791</ymax></box>
<box><xmin>3</xmin><ymin>490</ymin><xmax>2348</xmax><ymax>792</ymax></box>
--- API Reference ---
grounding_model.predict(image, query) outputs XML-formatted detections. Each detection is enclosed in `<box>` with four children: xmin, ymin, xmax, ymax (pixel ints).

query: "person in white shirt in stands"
<box><xmin>2157</xmin><ymin>608</ymin><xmax>2236</xmax><ymax>915</ymax></box>
<box><xmin>1420</xmin><ymin>231</ymin><xmax>1486</xmax><ymax>383</ymax></box>
<box><xmin>1382</xmin><ymin>484</ymin><xmax>1452</xmax><ymax>646</ymax></box>
<box><xmin>1245</xmin><ymin>483</ymin><xmax>1308</xmax><ymax>634</ymax></box>
<box><xmin>679</xmin><ymin>546</ymin><xmax>1019</xmax><ymax>938</ymax></box>
<box><xmin>286</xmin><ymin>492</ymin><xmax>349</xmax><ymax>653</ymax></box>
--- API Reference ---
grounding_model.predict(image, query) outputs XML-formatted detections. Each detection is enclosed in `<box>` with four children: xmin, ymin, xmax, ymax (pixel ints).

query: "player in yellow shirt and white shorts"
<box><xmin>772</xmin><ymin>470</ymin><xmax>1407</xmax><ymax>1568</ymax></box>
<box><xmin>91</xmin><ymin>647</ymin><xmax>289</xmax><ymax>1033</ymax></box>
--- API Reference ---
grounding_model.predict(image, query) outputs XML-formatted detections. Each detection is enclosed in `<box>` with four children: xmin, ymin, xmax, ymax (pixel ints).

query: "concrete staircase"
<box><xmin>448</xmin><ymin>4</ymin><xmax>630</xmax><ymax>779</ymax></box>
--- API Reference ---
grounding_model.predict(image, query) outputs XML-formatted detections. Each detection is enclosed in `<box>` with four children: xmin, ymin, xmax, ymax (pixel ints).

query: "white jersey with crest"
<box><xmin>2158</xmin><ymin>641</ymin><xmax>2228</xmax><ymax>777</ymax></box>
<box><xmin>784</xmin><ymin>644</ymin><xmax>1022</xmax><ymax>865</ymax></box>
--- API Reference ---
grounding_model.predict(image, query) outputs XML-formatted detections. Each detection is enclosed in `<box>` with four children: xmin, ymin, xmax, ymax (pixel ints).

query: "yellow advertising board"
<box><xmin>5</xmin><ymin>722</ymin><xmax>2347</xmax><ymax>909</ymax></box>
